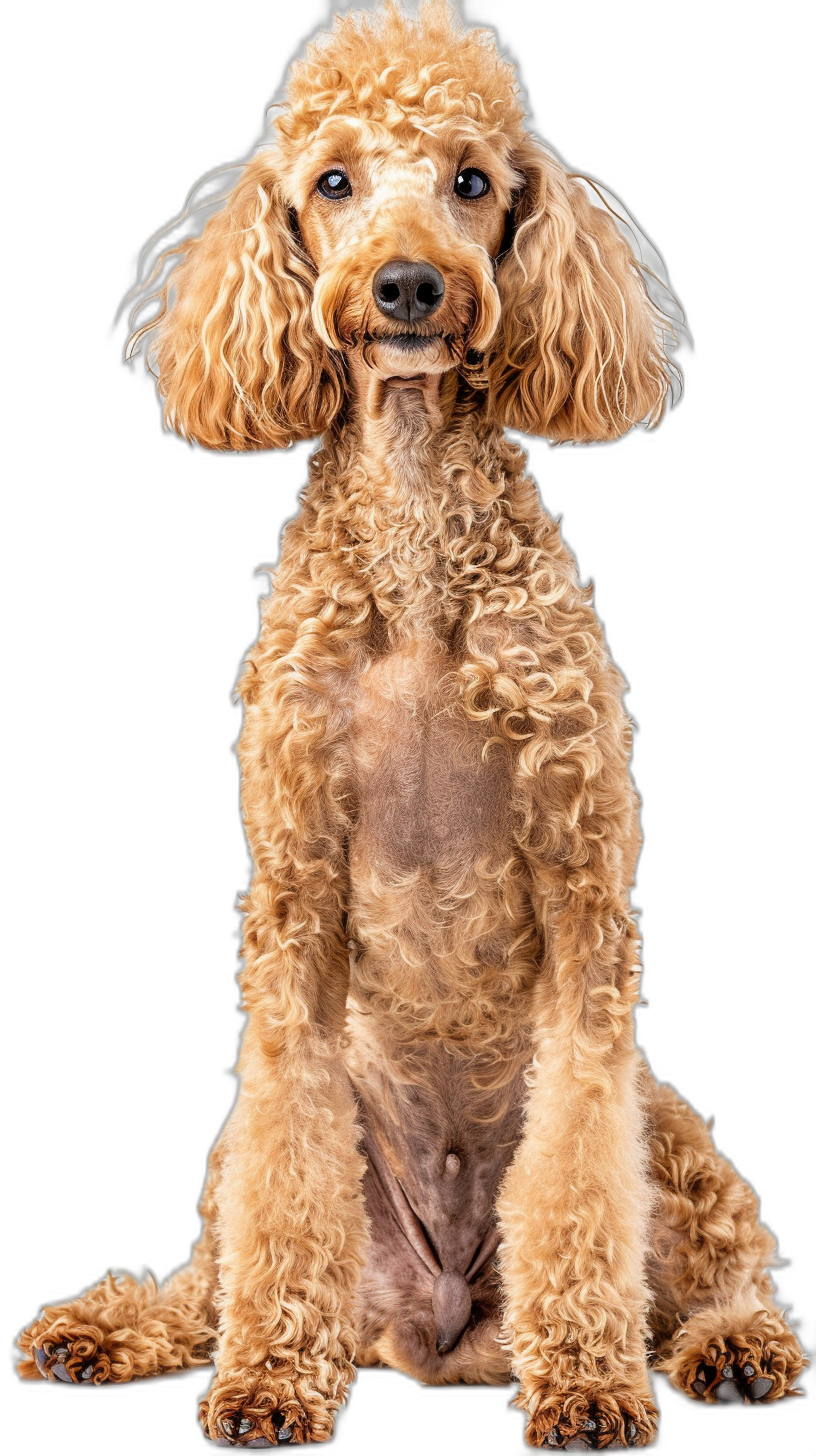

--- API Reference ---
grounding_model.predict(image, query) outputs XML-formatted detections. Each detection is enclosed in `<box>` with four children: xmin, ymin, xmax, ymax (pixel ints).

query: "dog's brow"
<box><xmin>371</xmin><ymin>155</ymin><xmax>438</xmax><ymax>184</ymax></box>
<box><xmin>300</xmin><ymin>114</ymin><xmax>378</xmax><ymax>169</ymax></box>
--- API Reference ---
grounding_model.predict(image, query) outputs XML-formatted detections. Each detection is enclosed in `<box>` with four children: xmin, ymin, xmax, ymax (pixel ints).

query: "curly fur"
<box><xmin>20</xmin><ymin>2</ymin><xmax>803</xmax><ymax>1449</ymax></box>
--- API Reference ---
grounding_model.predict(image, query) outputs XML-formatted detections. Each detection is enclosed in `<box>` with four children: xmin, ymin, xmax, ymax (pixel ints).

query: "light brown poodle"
<box><xmin>18</xmin><ymin>1</ymin><xmax>805</xmax><ymax>1447</ymax></box>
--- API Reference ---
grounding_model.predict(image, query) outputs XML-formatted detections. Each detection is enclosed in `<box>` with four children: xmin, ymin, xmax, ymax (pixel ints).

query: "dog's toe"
<box><xmin>714</xmin><ymin>1377</ymin><xmax>741</xmax><ymax>1402</ymax></box>
<box><xmin>602</xmin><ymin>1419</ymin><xmax>639</xmax><ymax>1448</ymax></box>
<box><xmin>213</xmin><ymin>1437</ymin><xmax>274</xmax><ymax>1451</ymax></box>
<box><xmin>29</xmin><ymin>1331</ymin><xmax>109</xmax><ymax>1386</ymax></box>
<box><xmin>543</xmin><ymin>1409</ymin><xmax>643</xmax><ymax>1448</ymax></box>
<box><xmin>208</xmin><ymin>1408</ymin><xmax>294</xmax><ymax>1447</ymax></box>
<box><xmin>690</xmin><ymin>1347</ymin><xmax>778</xmax><ymax>1404</ymax></box>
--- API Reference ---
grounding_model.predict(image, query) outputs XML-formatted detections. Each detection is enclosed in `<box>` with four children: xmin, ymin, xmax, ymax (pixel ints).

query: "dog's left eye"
<box><xmin>455</xmin><ymin>168</ymin><xmax>490</xmax><ymax>199</ymax></box>
<box><xmin>317</xmin><ymin>170</ymin><xmax>352</xmax><ymax>200</ymax></box>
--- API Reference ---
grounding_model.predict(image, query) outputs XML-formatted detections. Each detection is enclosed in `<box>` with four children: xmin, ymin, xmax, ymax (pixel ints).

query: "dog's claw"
<box><xmin>691</xmin><ymin>1346</ymin><xmax>777</xmax><ymax>1404</ymax></box>
<box><xmin>209</xmin><ymin>1410</ymin><xmax>290</xmax><ymax>1447</ymax></box>
<box><xmin>31</xmin><ymin>1338</ymin><xmax>103</xmax><ymax>1386</ymax></box>
<box><xmin>544</xmin><ymin>1409</ymin><xmax>641</xmax><ymax>1449</ymax></box>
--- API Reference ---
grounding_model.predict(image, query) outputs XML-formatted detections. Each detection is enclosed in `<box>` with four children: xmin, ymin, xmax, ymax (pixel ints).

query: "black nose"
<box><xmin>372</xmin><ymin>260</ymin><xmax>445</xmax><ymax>322</ymax></box>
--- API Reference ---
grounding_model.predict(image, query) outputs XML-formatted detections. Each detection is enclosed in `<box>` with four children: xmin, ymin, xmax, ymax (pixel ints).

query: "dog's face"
<box><xmin>290</xmin><ymin>117</ymin><xmax>513</xmax><ymax>380</ymax></box>
<box><xmin>132</xmin><ymin>1</ymin><xmax>674</xmax><ymax>449</ymax></box>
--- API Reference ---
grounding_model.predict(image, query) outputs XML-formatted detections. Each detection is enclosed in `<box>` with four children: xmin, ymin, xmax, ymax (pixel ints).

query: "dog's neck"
<box><xmin>339</xmin><ymin>360</ymin><xmax>509</xmax><ymax>501</ymax></box>
<box><xmin>344</xmin><ymin>361</ymin><xmax>458</xmax><ymax>496</ymax></box>
<box><xmin>310</xmin><ymin>364</ymin><xmax>527</xmax><ymax>643</ymax></box>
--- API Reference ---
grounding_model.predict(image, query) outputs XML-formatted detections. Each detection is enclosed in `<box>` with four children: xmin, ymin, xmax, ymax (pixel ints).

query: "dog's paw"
<box><xmin>30</xmin><ymin>1333</ymin><xmax>110</xmax><ymax>1385</ymax></box>
<box><xmin>19</xmin><ymin>1307</ymin><xmax>111</xmax><ymax>1384</ymax></box>
<box><xmin>657</xmin><ymin>1309</ymin><xmax>806</xmax><ymax>1404</ymax></box>
<box><xmin>525</xmin><ymin>1392</ymin><xmax>658</xmax><ymax>1448</ymax></box>
<box><xmin>200</xmin><ymin>1370</ymin><xmax>337</xmax><ymax>1446</ymax></box>
<box><xmin>689</xmin><ymin>1346</ymin><xmax>777</xmax><ymax>1403</ymax></box>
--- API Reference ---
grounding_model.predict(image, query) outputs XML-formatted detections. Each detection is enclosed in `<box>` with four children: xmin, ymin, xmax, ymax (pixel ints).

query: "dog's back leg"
<box><xmin>17</xmin><ymin>1144</ymin><xmax>221</xmax><ymax>1384</ymax></box>
<box><xmin>645</xmin><ymin>1073</ymin><xmax>806</xmax><ymax>1403</ymax></box>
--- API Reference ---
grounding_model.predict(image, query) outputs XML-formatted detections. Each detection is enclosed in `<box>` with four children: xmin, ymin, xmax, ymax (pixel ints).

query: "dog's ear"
<box><xmin>487</xmin><ymin>137</ymin><xmax>674</xmax><ymax>442</ymax></box>
<box><xmin>129</xmin><ymin>153</ymin><xmax>344</xmax><ymax>450</ymax></box>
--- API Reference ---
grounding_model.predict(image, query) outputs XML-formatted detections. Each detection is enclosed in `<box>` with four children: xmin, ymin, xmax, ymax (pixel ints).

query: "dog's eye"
<box><xmin>455</xmin><ymin>168</ymin><xmax>490</xmax><ymax>199</ymax></box>
<box><xmin>317</xmin><ymin>170</ymin><xmax>352</xmax><ymax>200</ymax></box>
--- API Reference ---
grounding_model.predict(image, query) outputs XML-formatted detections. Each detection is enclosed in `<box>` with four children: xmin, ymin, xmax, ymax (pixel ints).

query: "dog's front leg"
<box><xmin>498</xmin><ymin>882</ymin><xmax>657</xmax><ymax>1449</ymax></box>
<box><xmin>200</xmin><ymin>738</ymin><xmax>366</xmax><ymax>1446</ymax></box>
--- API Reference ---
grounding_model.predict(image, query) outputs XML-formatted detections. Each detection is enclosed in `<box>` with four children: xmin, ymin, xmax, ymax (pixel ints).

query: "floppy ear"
<box><xmin>487</xmin><ymin>137</ymin><xmax>675</xmax><ymax>442</ymax></box>
<box><xmin>129</xmin><ymin>152</ymin><xmax>344</xmax><ymax>450</ymax></box>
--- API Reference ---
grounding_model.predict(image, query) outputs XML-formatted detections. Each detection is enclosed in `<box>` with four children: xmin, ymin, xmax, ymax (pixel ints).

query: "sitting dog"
<box><xmin>19</xmin><ymin>1</ymin><xmax>805</xmax><ymax>1447</ymax></box>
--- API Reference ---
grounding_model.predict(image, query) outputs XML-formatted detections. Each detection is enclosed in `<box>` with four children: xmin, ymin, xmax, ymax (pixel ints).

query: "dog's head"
<box><xmin>131</xmin><ymin>0</ymin><xmax>676</xmax><ymax>448</ymax></box>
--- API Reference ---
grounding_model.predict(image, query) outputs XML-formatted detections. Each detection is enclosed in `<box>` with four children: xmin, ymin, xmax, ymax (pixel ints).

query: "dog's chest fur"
<box><xmin>349</xmin><ymin>638</ymin><xmax>509</xmax><ymax>868</ymax></box>
<box><xmin>345</xmin><ymin>638</ymin><xmax>535</xmax><ymax>1017</ymax></box>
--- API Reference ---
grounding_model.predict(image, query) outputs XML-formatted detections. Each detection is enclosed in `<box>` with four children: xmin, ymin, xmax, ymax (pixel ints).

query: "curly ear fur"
<box><xmin>129</xmin><ymin>153</ymin><xmax>345</xmax><ymax>451</ymax></box>
<box><xmin>488</xmin><ymin>137</ymin><xmax>675</xmax><ymax>442</ymax></box>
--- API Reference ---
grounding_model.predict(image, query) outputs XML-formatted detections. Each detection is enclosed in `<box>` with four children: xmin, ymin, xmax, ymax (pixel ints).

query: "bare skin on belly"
<box><xmin>344</xmin><ymin>640</ymin><xmax>539</xmax><ymax>1381</ymax></box>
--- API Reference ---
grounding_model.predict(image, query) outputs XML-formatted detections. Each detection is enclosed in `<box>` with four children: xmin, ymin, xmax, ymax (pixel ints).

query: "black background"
<box><xmin>7</xmin><ymin>2</ymin><xmax>810</xmax><ymax>1456</ymax></box>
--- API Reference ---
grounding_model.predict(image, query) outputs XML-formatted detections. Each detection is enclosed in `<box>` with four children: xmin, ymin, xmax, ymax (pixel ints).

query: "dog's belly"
<box><xmin>349</xmin><ymin>1042</ymin><xmax>526</xmax><ymax>1383</ymax></box>
<box><xmin>345</xmin><ymin>642</ymin><xmax>537</xmax><ymax>1379</ymax></box>
<box><xmin>353</xmin><ymin>1104</ymin><xmax>514</xmax><ymax>1384</ymax></box>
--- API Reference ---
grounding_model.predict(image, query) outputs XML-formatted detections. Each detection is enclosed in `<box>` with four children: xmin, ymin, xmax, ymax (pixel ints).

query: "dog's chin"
<box><xmin>368</xmin><ymin>335</ymin><xmax>452</xmax><ymax>382</ymax></box>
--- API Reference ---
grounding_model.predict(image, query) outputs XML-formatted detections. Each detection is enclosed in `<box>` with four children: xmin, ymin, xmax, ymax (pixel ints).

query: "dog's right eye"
<box><xmin>455</xmin><ymin>167</ymin><xmax>490</xmax><ymax>199</ymax></box>
<box><xmin>317</xmin><ymin>170</ymin><xmax>352</xmax><ymax>200</ymax></box>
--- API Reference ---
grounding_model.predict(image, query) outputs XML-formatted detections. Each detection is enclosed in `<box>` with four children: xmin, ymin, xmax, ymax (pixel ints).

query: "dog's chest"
<box><xmin>347</xmin><ymin>640</ymin><xmax>511</xmax><ymax>870</ymax></box>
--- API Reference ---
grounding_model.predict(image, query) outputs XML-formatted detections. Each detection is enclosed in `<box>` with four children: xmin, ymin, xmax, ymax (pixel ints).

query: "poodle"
<box><xmin>18</xmin><ymin>1</ymin><xmax>805</xmax><ymax>1447</ymax></box>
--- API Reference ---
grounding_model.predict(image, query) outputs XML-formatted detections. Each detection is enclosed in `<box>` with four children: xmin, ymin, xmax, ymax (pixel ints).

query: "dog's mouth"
<box><xmin>367</xmin><ymin>331</ymin><xmax>446</xmax><ymax>352</ymax></box>
<box><xmin>362</xmin><ymin>329</ymin><xmax>456</xmax><ymax>383</ymax></box>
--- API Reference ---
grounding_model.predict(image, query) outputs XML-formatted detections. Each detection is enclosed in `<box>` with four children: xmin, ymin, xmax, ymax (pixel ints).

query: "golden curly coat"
<box><xmin>19</xmin><ymin>2</ymin><xmax>804</xmax><ymax>1448</ymax></box>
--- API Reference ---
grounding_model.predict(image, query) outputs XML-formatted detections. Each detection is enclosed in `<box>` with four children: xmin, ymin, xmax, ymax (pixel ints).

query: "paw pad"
<box><xmin>211</xmin><ymin>1411</ymin><xmax>294</xmax><ymax>1447</ymax></box>
<box><xmin>33</xmin><ymin>1339</ymin><xmax>103</xmax><ymax>1385</ymax></box>
<box><xmin>545</xmin><ymin>1410</ymin><xmax>640</xmax><ymax>1448</ymax></box>
<box><xmin>691</xmin><ymin>1349</ymin><xmax>775</xmax><ymax>1403</ymax></box>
